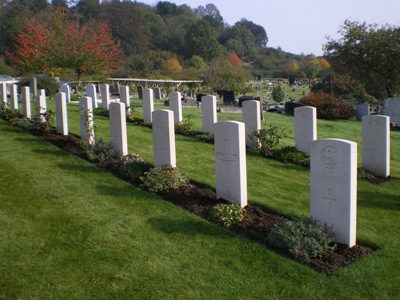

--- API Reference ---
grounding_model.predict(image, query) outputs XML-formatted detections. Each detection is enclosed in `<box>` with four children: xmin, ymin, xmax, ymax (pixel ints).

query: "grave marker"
<box><xmin>79</xmin><ymin>96</ymin><xmax>95</xmax><ymax>145</ymax></box>
<box><xmin>101</xmin><ymin>84</ymin><xmax>110</xmax><ymax>110</ymax></box>
<box><xmin>86</xmin><ymin>83</ymin><xmax>98</xmax><ymax>109</ymax></box>
<box><xmin>383</xmin><ymin>98</ymin><xmax>400</xmax><ymax>124</ymax></box>
<box><xmin>214</xmin><ymin>121</ymin><xmax>247</xmax><ymax>207</ymax></box>
<box><xmin>202</xmin><ymin>95</ymin><xmax>217</xmax><ymax>133</ymax></box>
<box><xmin>154</xmin><ymin>87</ymin><xmax>162</xmax><ymax>100</ymax></box>
<box><xmin>362</xmin><ymin>115</ymin><xmax>390</xmax><ymax>177</ymax></box>
<box><xmin>36</xmin><ymin>91</ymin><xmax>47</xmax><ymax>123</ymax></box>
<box><xmin>137</xmin><ymin>85</ymin><xmax>143</xmax><ymax>99</ymax></box>
<box><xmin>120</xmin><ymin>86</ymin><xmax>131</xmax><ymax>115</ymax></box>
<box><xmin>11</xmin><ymin>84</ymin><xmax>18</xmax><ymax>110</ymax></box>
<box><xmin>169</xmin><ymin>92</ymin><xmax>182</xmax><ymax>124</ymax></box>
<box><xmin>356</xmin><ymin>102</ymin><xmax>370</xmax><ymax>121</ymax></box>
<box><xmin>22</xmin><ymin>86</ymin><xmax>31</xmax><ymax>118</ymax></box>
<box><xmin>1</xmin><ymin>82</ymin><xmax>7</xmax><ymax>105</ymax></box>
<box><xmin>295</xmin><ymin>106</ymin><xmax>317</xmax><ymax>156</ymax></box>
<box><xmin>55</xmin><ymin>92</ymin><xmax>68</xmax><ymax>135</ymax></box>
<box><xmin>152</xmin><ymin>110</ymin><xmax>176</xmax><ymax>168</ymax></box>
<box><xmin>310</xmin><ymin>138</ymin><xmax>357</xmax><ymax>247</ymax></box>
<box><xmin>242</xmin><ymin>100</ymin><xmax>261</xmax><ymax>147</ymax></box>
<box><xmin>109</xmin><ymin>102</ymin><xmax>128</xmax><ymax>156</ymax></box>
<box><xmin>143</xmin><ymin>88</ymin><xmax>154</xmax><ymax>123</ymax></box>
<box><xmin>59</xmin><ymin>84</ymin><xmax>71</xmax><ymax>102</ymax></box>
<box><xmin>30</xmin><ymin>77</ymin><xmax>37</xmax><ymax>98</ymax></box>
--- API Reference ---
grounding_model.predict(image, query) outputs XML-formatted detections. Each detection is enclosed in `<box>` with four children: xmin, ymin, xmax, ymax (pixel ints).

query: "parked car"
<box><xmin>0</xmin><ymin>75</ymin><xmax>19</xmax><ymax>95</ymax></box>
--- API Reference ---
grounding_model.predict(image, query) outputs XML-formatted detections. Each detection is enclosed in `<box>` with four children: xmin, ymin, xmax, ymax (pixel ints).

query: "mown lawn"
<box><xmin>0</xmin><ymin>98</ymin><xmax>399</xmax><ymax>299</ymax></box>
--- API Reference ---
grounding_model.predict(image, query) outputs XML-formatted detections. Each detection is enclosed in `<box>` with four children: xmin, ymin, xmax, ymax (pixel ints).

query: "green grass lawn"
<box><xmin>0</xmin><ymin>98</ymin><xmax>399</xmax><ymax>299</ymax></box>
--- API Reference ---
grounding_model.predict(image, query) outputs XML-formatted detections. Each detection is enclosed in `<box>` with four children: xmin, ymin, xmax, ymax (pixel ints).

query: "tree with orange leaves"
<box><xmin>8</xmin><ymin>9</ymin><xmax>124</xmax><ymax>85</ymax></box>
<box><xmin>228</xmin><ymin>51</ymin><xmax>243</xmax><ymax>68</ymax></box>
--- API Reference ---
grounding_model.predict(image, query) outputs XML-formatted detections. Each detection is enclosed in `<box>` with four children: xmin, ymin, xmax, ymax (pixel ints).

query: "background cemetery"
<box><xmin>0</xmin><ymin>78</ymin><xmax>399</xmax><ymax>298</ymax></box>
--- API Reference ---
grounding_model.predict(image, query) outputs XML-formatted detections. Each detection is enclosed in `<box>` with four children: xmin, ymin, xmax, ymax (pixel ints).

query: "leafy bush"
<box><xmin>210</xmin><ymin>204</ymin><xmax>249</xmax><ymax>228</ymax></box>
<box><xmin>252</xmin><ymin>125</ymin><xmax>286</xmax><ymax>157</ymax></box>
<box><xmin>0</xmin><ymin>106</ymin><xmax>22</xmax><ymax>123</ymax></box>
<box><xmin>195</xmin><ymin>133</ymin><xmax>214</xmax><ymax>144</ymax></box>
<box><xmin>117</xmin><ymin>154</ymin><xmax>152</xmax><ymax>184</ymax></box>
<box><xmin>85</xmin><ymin>138</ymin><xmax>116</xmax><ymax>163</ymax></box>
<box><xmin>93</xmin><ymin>107</ymin><xmax>109</xmax><ymax>117</ymax></box>
<box><xmin>272</xmin><ymin>84</ymin><xmax>285</xmax><ymax>103</ymax></box>
<box><xmin>299</xmin><ymin>91</ymin><xmax>355</xmax><ymax>120</ymax></box>
<box><xmin>268</xmin><ymin>217</ymin><xmax>336</xmax><ymax>261</ymax></box>
<box><xmin>140</xmin><ymin>165</ymin><xmax>190</xmax><ymax>193</ymax></box>
<box><xmin>274</xmin><ymin>146</ymin><xmax>310</xmax><ymax>166</ymax></box>
<box><xmin>175</xmin><ymin>115</ymin><xmax>194</xmax><ymax>135</ymax></box>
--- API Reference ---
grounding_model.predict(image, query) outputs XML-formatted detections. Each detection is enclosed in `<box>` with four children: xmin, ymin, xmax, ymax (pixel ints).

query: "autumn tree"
<box><xmin>162</xmin><ymin>57</ymin><xmax>183</xmax><ymax>75</ymax></box>
<box><xmin>324</xmin><ymin>20</ymin><xmax>400</xmax><ymax>98</ymax></box>
<box><xmin>284</xmin><ymin>59</ymin><xmax>299</xmax><ymax>85</ymax></box>
<box><xmin>300</xmin><ymin>54</ymin><xmax>321</xmax><ymax>80</ymax></box>
<box><xmin>228</xmin><ymin>51</ymin><xmax>243</xmax><ymax>68</ymax></box>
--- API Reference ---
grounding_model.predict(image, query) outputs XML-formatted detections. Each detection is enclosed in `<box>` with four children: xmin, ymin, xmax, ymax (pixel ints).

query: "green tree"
<box><xmin>272</xmin><ymin>84</ymin><xmax>285</xmax><ymax>102</ymax></box>
<box><xmin>325</xmin><ymin>20</ymin><xmax>400</xmax><ymax>98</ymax></box>
<box><xmin>300</xmin><ymin>54</ymin><xmax>321</xmax><ymax>80</ymax></box>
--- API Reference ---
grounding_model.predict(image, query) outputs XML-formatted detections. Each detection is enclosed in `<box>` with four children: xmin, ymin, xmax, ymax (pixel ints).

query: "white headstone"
<box><xmin>100</xmin><ymin>84</ymin><xmax>110</xmax><ymax>110</ymax></box>
<box><xmin>120</xmin><ymin>86</ymin><xmax>130</xmax><ymax>115</ymax></box>
<box><xmin>39</xmin><ymin>89</ymin><xmax>46</xmax><ymax>98</ymax></box>
<box><xmin>169</xmin><ymin>92</ymin><xmax>182</xmax><ymax>124</ymax></box>
<box><xmin>362</xmin><ymin>115</ymin><xmax>390</xmax><ymax>177</ymax></box>
<box><xmin>356</xmin><ymin>102</ymin><xmax>370</xmax><ymax>121</ymax></box>
<box><xmin>1</xmin><ymin>82</ymin><xmax>7</xmax><ymax>105</ymax></box>
<box><xmin>21</xmin><ymin>86</ymin><xmax>31</xmax><ymax>118</ymax></box>
<box><xmin>143</xmin><ymin>88</ymin><xmax>154</xmax><ymax>123</ymax></box>
<box><xmin>36</xmin><ymin>92</ymin><xmax>47</xmax><ymax>123</ymax></box>
<box><xmin>11</xmin><ymin>84</ymin><xmax>18</xmax><ymax>110</ymax></box>
<box><xmin>383</xmin><ymin>98</ymin><xmax>400</xmax><ymax>125</ymax></box>
<box><xmin>152</xmin><ymin>110</ymin><xmax>176</xmax><ymax>168</ymax></box>
<box><xmin>310</xmin><ymin>138</ymin><xmax>357</xmax><ymax>247</ymax></box>
<box><xmin>242</xmin><ymin>100</ymin><xmax>261</xmax><ymax>147</ymax></box>
<box><xmin>109</xmin><ymin>102</ymin><xmax>128</xmax><ymax>156</ymax></box>
<box><xmin>295</xmin><ymin>106</ymin><xmax>317</xmax><ymax>156</ymax></box>
<box><xmin>202</xmin><ymin>95</ymin><xmax>217</xmax><ymax>133</ymax></box>
<box><xmin>59</xmin><ymin>84</ymin><xmax>71</xmax><ymax>102</ymax></box>
<box><xmin>214</xmin><ymin>121</ymin><xmax>247</xmax><ymax>208</ymax></box>
<box><xmin>55</xmin><ymin>92</ymin><xmax>68</xmax><ymax>135</ymax></box>
<box><xmin>79</xmin><ymin>96</ymin><xmax>95</xmax><ymax>145</ymax></box>
<box><xmin>86</xmin><ymin>83</ymin><xmax>98</xmax><ymax>109</ymax></box>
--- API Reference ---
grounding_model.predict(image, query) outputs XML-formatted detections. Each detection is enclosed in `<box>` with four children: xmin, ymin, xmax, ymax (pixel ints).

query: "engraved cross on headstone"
<box><xmin>323</xmin><ymin>188</ymin><xmax>337</xmax><ymax>216</ymax></box>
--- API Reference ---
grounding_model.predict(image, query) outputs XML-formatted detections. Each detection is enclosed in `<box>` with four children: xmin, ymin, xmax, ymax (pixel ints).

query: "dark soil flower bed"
<box><xmin>35</xmin><ymin>131</ymin><xmax>375</xmax><ymax>275</ymax></box>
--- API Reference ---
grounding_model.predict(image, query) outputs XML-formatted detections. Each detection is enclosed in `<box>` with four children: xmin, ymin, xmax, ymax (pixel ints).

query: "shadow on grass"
<box><xmin>57</xmin><ymin>163</ymin><xmax>104</xmax><ymax>173</ymax></box>
<box><xmin>358</xmin><ymin>190</ymin><xmax>400</xmax><ymax>211</ymax></box>
<box><xmin>146</xmin><ymin>216</ymin><xmax>235</xmax><ymax>238</ymax></box>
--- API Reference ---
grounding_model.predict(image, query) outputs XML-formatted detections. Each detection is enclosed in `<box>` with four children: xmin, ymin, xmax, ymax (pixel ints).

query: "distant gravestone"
<box><xmin>310</xmin><ymin>138</ymin><xmax>357</xmax><ymax>247</ymax></box>
<box><xmin>356</xmin><ymin>102</ymin><xmax>370</xmax><ymax>121</ymax></box>
<box><xmin>109</xmin><ymin>102</ymin><xmax>128</xmax><ymax>156</ymax></box>
<box><xmin>142</xmin><ymin>88</ymin><xmax>154</xmax><ymax>123</ymax></box>
<box><xmin>362</xmin><ymin>115</ymin><xmax>390</xmax><ymax>177</ymax></box>
<box><xmin>59</xmin><ymin>84</ymin><xmax>71</xmax><ymax>102</ymax></box>
<box><xmin>152</xmin><ymin>110</ymin><xmax>176</xmax><ymax>168</ymax></box>
<box><xmin>202</xmin><ymin>95</ymin><xmax>217</xmax><ymax>133</ymax></box>
<box><xmin>30</xmin><ymin>77</ymin><xmax>37</xmax><ymax>98</ymax></box>
<box><xmin>100</xmin><ymin>84</ymin><xmax>110</xmax><ymax>110</ymax></box>
<box><xmin>295</xmin><ymin>106</ymin><xmax>317</xmax><ymax>156</ymax></box>
<box><xmin>55</xmin><ymin>92</ymin><xmax>68</xmax><ymax>135</ymax></box>
<box><xmin>21</xmin><ymin>86</ymin><xmax>31</xmax><ymax>118</ymax></box>
<box><xmin>169</xmin><ymin>92</ymin><xmax>182</xmax><ymax>124</ymax></box>
<box><xmin>383</xmin><ymin>98</ymin><xmax>400</xmax><ymax>124</ymax></box>
<box><xmin>137</xmin><ymin>85</ymin><xmax>143</xmax><ymax>99</ymax></box>
<box><xmin>79</xmin><ymin>96</ymin><xmax>95</xmax><ymax>145</ymax></box>
<box><xmin>1</xmin><ymin>82</ymin><xmax>6</xmax><ymax>105</ymax></box>
<box><xmin>214</xmin><ymin>121</ymin><xmax>247</xmax><ymax>208</ymax></box>
<box><xmin>36</xmin><ymin>92</ymin><xmax>47</xmax><ymax>123</ymax></box>
<box><xmin>11</xmin><ymin>84</ymin><xmax>18</xmax><ymax>110</ymax></box>
<box><xmin>120</xmin><ymin>86</ymin><xmax>131</xmax><ymax>115</ymax></box>
<box><xmin>242</xmin><ymin>100</ymin><xmax>261</xmax><ymax>148</ymax></box>
<box><xmin>86</xmin><ymin>83</ymin><xmax>98</xmax><ymax>109</ymax></box>
<box><xmin>154</xmin><ymin>87</ymin><xmax>162</xmax><ymax>100</ymax></box>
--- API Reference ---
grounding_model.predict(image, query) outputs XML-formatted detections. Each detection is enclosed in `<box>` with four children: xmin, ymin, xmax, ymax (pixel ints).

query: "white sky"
<box><xmin>138</xmin><ymin>0</ymin><xmax>400</xmax><ymax>56</ymax></box>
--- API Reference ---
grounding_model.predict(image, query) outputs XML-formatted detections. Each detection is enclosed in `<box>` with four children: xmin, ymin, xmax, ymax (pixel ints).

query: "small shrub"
<box><xmin>175</xmin><ymin>115</ymin><xmax>194</xmax><ymax>135</ymax></box>
<box><xmin>85</xmin><ymin>138</ymin><xmax>116</xmax><ymax>163</ymax></box>
<box><xmin>252</xmin><ymin>126</ymin><xmax>286</xmax><ymax>157</ymax></box>
<box><xmin>93</xmin><ymin>107</ymin><xmax>109</xmax><ymax>117</ymax></box>
<box><xmin>210</xmin><ymin>204</ymin><xmax>249</xmax><ymax>228</ymax></box>
<box><xmin>268</xmin><ymin>217</ymin><xmax>336</xmax><ymax>262</ymax></box>
<box><xmin>272</xmin><ymin>84</ymin><xmax>285</xmax><ymax>102</ymax></box>
<box><xmin>274</xmin><ymin>146</ymin><xmax>310</xmax><ymax>166</ymax></box>
<box><xmin>17</xmin><ymin>118</ymin><xmax>32</xmax><ymax>131</ymax></box>
<box><xmin>0</xmin><ymin>106</ymin><xmax>22</xmax><ymax>122</ymax></box>
<box><xmin>117</xmin><ymin>154</ymin><xmax>152</xmax><ymax>184</ymax></box>
<box><xmin>195</xmin><ymin>133</ymin><xmax>214</xmax><ymax>144</ymax></box>
<box><xmin>29</xmin><ymin>109</ymin><xmax>56</xmax><ymax>135</ymax></box>
<box><xmin>299</xmin><ymin>91</ymin><xmax>355</xmax><ymax>120</ymax></box>
<box><xmin>357</xmin><ymin>167</ymin><xmax>378</xmax><ymax>181</ymax></box>
<box><xmin>140</xmin><ymin>165</ymin><xmax>190</xmax><ymax>193</ymax></box>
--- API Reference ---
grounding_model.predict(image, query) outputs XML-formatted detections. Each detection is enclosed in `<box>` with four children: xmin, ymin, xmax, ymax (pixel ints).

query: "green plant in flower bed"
<box><xmin>252</xmin><ymin>125</ymin><xmax>286</xmax><ymax>157</ymax></box>
<box><xmin>210</xmin><ymin>204</ymin><xmax>250</xmax><ymax>228</ymax></box>
<box><xmin>140</xmin><ymin>165</ymin><xmax>190</xmax><ymax>193</ymax></box>
<box><xmin>195</xmin><ymin>132</ymin><xmax>214</xmax><ymax>144</ymax></box>
<box><xmin>0</xmin><ymin>106</ymin><xmax>22</xmax><ymax>123</ymax></box>
<box><xmin>268</xmin><ymin>216</ymin><xmax>336</xmax><ymax>262</ymax></box>
<box><xmin>273</xmin><ymin>146</ymin><xmax>310</xmax><ymax>166</ymax></box>
<box><xmin>85</xmin><ymin>138</ymin><xmax>116</xmax><ymax>163</ymax></box>
<box><xmin>117</xmin><ymin>154</ymin><xmax>152</xmax><ymax>184</ymax></box>
<box><xmin>175</xmin><ymin>115</ymin><xmax>194</xmax><ymax>135</ymax></box>
<box><xmin>93</xmin><ymin>107</ymin><xmax>109</xmax><ymax>117</ymax></box>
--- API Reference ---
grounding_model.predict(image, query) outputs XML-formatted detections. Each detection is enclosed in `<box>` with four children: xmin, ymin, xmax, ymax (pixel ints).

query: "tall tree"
<box><xmin>325</xmin><ymin>20</ymin><xmax>400</xmax><ymax>98</ymax></box>
<box><xmin>300</xmin><ymin>54</ymin><xmax>321</xmax><ymax>80</ymax></box>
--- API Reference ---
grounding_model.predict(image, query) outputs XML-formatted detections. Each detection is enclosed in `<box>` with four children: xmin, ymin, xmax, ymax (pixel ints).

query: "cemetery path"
<box><xmin>37</xmin><ymin>131</ymin><xmax>374</xmax><ymax>275</ymax></box>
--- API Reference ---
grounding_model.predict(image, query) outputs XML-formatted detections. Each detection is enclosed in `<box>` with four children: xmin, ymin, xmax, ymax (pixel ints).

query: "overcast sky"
<box><xmin>138</xmin><ymin>0</ymin><xmax>400</xmax><ymax>56</ymax></box>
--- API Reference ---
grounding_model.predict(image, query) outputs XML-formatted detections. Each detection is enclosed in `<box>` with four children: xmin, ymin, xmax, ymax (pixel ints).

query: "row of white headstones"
<box><xmin>2</xmin><ymin>82</ymin><xmax>391</xmax><ymax>248</ymax></box>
